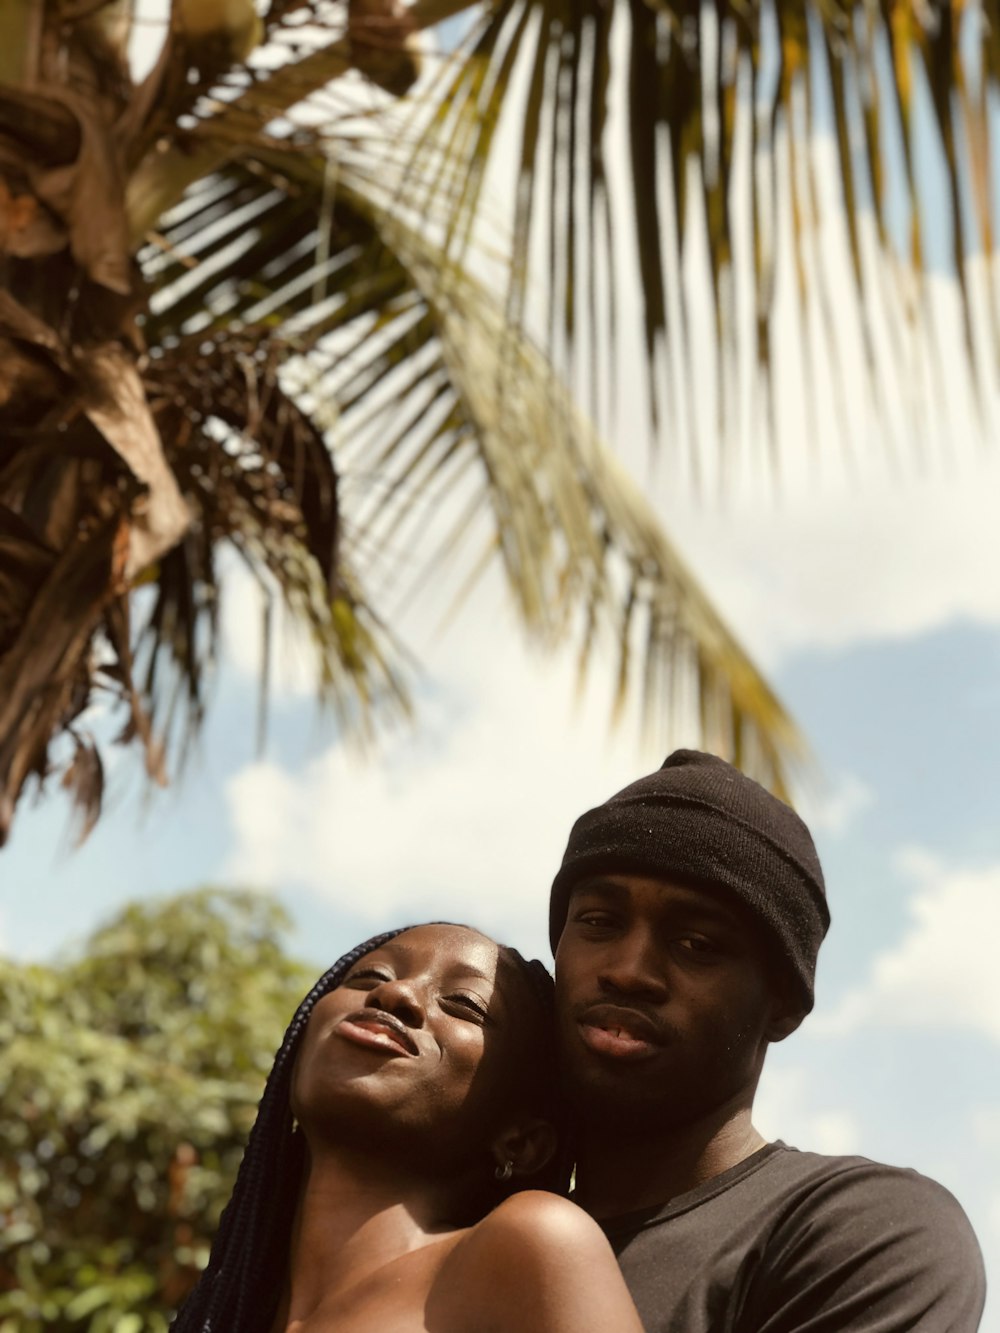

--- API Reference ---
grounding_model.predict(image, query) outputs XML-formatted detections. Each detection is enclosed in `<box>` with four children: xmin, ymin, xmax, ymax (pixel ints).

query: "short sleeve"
<box><xmin>745</xmin><ymin>1161</ymin><xmax>986</xmax><ymax>1332</ymax></box>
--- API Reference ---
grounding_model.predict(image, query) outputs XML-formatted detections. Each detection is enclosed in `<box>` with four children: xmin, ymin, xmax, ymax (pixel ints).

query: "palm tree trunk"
<box><xmin>0</xmin><ymin>0</ymin><xmax>43</xmax><ymax>87</ymax></box>
<box><xmin>0</xmin><ymin>0</ymin><xmax>188</xmax><ymax>839</ymax></box>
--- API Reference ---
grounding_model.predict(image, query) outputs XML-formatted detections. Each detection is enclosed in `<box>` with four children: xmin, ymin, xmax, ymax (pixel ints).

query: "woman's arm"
<box><xmin>432</xmin><ymin>1191</ymin><xmax>645</xmax><ymax>1333</ymax></box>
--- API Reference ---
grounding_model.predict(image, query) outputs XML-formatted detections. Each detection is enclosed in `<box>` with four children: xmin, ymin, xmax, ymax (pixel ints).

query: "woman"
<box><xmin>171</xmin><ymin>922</ymin><xmax>644</xmax><ymax>1333</ymax></box>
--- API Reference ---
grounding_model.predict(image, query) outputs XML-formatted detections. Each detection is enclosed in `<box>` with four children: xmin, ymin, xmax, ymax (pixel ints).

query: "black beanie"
<box><xmin>549</xmin><ymin>750</ymin><xmax>829</xmax><ymax>1011</ymax></box>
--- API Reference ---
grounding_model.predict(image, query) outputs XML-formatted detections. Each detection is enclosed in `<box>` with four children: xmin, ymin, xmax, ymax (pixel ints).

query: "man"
<box><xmin>549</xmin><ymin>749</ymin><xmax>985</xmax><ymax>1331</ymax></box>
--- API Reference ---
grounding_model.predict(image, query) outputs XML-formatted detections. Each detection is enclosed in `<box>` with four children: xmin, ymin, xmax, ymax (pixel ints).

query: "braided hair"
<box><xmin>171</xmin><ymin>925</ymin><xmax>569</xmax><ymax>1332</ymax></box>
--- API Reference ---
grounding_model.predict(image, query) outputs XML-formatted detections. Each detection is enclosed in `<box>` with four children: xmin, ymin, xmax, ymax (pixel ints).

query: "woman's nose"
<box><xmin>364</xmin><ymin>977</ymin><xmax>426</xmax><ymax>1027</ymax></box>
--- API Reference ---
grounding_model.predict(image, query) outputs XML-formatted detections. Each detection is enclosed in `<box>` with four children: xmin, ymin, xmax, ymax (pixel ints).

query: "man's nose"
<box><xmin>597</xmin><ymin>928</ymin><xmax>669</xmax><ymax>1002</ymax></box>
<box><xmin>364</xmin><ymin>977</ymin><xmax>426</xmax><ymax>1027</ymax></box>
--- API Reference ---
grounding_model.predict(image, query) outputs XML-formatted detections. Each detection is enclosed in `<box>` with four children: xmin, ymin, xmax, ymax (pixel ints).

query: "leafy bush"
<box><xmin>0</xmin><ymin>890</ymin><xmax>312</xmax><ymax>1330</ymax></box>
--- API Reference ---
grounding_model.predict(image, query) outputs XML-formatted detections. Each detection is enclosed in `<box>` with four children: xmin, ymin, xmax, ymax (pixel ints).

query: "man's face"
<box><xmin>554</xmin><ymin>873</ymin><xmax>795</xmax><ymax>1134</ymax></box>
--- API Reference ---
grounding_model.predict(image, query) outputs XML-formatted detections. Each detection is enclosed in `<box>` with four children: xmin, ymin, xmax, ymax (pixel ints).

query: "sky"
<box><xmin>5</xmin><ymin>3</ymin><xmax>1000</xmax><ymax>1327</ymax></box>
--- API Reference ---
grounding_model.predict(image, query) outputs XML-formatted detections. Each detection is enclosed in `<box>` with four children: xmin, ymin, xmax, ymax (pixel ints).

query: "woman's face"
<box><xmin>291</xmin><ymin>925</ymin><xmax>542</xmax><ymax>1169</ymax></box>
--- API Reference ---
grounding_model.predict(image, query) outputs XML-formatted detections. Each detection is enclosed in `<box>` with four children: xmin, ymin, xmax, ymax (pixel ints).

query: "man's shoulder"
<box><xmin>752</xmin><ymin>1144</ymin><xmax>985</xmax><ymax>1326</ymax></box>
<box><xmin>758</xmin><ymin>1139</ymin><xmax>948</xmax><ymax>1188</ymax></box>
<box><xmin>696</xmin><ymin>1140</ymin><xmax>979</xmax><ymax>1247</ymax></box>
<box><xmin>762</xmin><ymin>1141</ymin><xmax>975</xmax><ymax>1226</ymax></box>
<box><xmin>604</xmin><ymin>1141</ymin><xmax>972</xmax><ymax>1236</ymax></box>
<box><xmin>605</xmin><ymin>1144</ymin><xmax>985</xmax><ymax>1333</ymax></box>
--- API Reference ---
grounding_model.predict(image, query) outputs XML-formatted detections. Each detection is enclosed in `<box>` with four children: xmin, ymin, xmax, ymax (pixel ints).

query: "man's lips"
<box><xmin>335</xmin><ymin>1011</ymin><xmax>418</xmax><ymax>1057</ymax></box>
<box><xmin>576</xmin><ymin>1003</ymin><xmax>667</xmax><ymax>1062</ymax></box>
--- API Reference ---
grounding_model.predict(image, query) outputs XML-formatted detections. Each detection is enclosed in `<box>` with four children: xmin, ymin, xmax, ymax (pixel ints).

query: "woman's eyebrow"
<box><xmin>458</xmin><ymin>965</ymin><xmax>493</xmax><ymax>983</ymax></box>
<box><xmin>438</xmin><ymin>963</ymin><xmax>493</xmax><ymax>986</ymax></box>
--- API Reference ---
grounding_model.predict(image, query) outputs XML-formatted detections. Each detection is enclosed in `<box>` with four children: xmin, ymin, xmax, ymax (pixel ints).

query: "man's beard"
<box><xmin>565</xmin><ymin>1068</ymin><xmax>706</xmax><ymax>1138</ymax></box>
<box><xmin>560</xmin><ymin>1021</ymin><xmax>762</xmax><ymax>1140</ymax></box>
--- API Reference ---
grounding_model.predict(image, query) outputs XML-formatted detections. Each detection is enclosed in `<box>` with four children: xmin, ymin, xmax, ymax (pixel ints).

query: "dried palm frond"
<box><xmin>137</xmin><ymin>331</ymin><xmax>410</xmax><ymax>762</ymax></box>
<box><xmin>0</xmin><ymin>0</ymin><xmax>412</xmax><ymax>839</ymax></box>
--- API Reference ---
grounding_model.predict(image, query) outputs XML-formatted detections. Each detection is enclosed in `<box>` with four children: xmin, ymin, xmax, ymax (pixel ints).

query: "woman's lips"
<box><xmin>335</xmin><ymin>1014</ymin><xmax>417</xmax><ymax>1056</ymax></box>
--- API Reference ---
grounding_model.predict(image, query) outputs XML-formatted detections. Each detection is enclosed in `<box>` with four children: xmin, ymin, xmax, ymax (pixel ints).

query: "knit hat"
<box><xmin>549</xmin><ymin>750</ymin><xmax>829</xmax><ymax>1010</ymax></box>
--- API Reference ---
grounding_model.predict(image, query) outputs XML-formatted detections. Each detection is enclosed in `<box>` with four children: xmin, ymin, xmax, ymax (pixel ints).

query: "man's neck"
<box><xmin>572</xmin><ymin>1102</ymin><xmax>768</xmax><ymax>1220</ymax></box>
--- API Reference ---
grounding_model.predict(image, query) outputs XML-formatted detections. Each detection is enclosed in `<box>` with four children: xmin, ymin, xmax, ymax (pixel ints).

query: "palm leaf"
<box><xmin>411</xmin><ymin>0</ymin><xmax>1000</xmax><ymax>456</ymax></box>
<box><xmin>143</xmin><ymin>137</ymin><xmax>801</xmax><ymax>790</ymax></box>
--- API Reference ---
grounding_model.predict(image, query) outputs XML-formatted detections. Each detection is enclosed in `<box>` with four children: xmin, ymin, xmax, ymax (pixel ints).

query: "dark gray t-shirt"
<box><xmin>600</xmin><ymin>1142</ymin><xmax>985</xmax><ymax>1331</ymax></box>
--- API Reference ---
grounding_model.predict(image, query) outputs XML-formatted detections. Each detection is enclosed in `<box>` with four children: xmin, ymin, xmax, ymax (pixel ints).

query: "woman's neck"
<box><xmin>273</xmin><ymin>1145</ymin><xmax>462</xmax><ymax>1330</ymax></box>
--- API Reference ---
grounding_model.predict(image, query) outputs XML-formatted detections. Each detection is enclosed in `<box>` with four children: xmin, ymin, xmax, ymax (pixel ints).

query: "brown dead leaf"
<box><xmin>0</xmin><ymin>179</ymin><xmax>39</xmax><ymax>239</ymax></box>
<box><xmin>0</xmin><ymin>173</ymin><xmax>67</xmax><ymax>260</ymax></box>
<box><xmin>83</xmin><ymin>344</ymin><xmax>191</xmax><ymax>578</ymax></box>
<box><xmin>347</xmin><ymin>0</ymin><xmax>422</xmax><ymax>95</ymax></box>
<box><xmin>28</xmin><ymin>86</ymin><xmax>132</xmax><ymax>294</ymax></box>
<box><xmin>60</xmin><ymin>734</ymin><xmax>104</xmax><ymax>844</ymax></box>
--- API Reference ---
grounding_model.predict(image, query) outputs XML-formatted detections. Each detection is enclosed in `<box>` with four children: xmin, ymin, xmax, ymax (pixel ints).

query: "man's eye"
<box><xmin>677</xmin><ymin>937</ymin><xmax>719</xmax><ymax>957</ymax></box>
<box><xmin>573</xmin><ymin>909</ymin><xmax>618</xmax><ymax>929</ymax></box>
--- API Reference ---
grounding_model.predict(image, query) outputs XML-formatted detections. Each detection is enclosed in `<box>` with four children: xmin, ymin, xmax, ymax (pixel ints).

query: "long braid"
<box><xmin>171</xmin><ymin>927</ymin><xmax>571</xmax><ymax>1331</ymax></box>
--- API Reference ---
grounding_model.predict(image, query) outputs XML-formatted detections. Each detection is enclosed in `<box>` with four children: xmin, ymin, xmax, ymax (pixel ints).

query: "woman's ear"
<box><xmin>490</xmin><ymin>1116</ymin><xmax>558</xmax><ymax>1181</ymax></box>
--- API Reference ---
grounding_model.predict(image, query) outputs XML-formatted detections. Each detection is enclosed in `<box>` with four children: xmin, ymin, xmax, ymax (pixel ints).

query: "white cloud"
<box><xmin>606</xmin><ymin>117</ymin><xmax>1000</xmax><ymax>671</ymax></box>
<box><xmin>655</xmin><ymin>441</ymin><xmax>1000</xmax><ymax>672</ymax></box>
<box><xmin>644</xmin><ymin>252</ymin><xmax>1000</xmax><ymax>671</ymax></box>
<box><xmin>796</xmin><ymin>773</ymin><xmax>875</xmax><ymax>837</ymax></box>
<box><xmin>755</xmin><ymin>1065</ymin><xmax>862</xmax><ymax>1156</ymax></box>
<box><xmin>817</xmin><ymin>850</ymin><xmax>1000</xmax><ymax>1041</ymax></box>
<box><xmin>222</xmin><ymin>606</ymin><xmax>675</xmax><ymax>960</ymax></box>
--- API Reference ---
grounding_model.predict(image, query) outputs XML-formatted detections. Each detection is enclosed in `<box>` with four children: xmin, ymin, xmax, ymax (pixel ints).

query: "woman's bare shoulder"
<box><xmin>474</xmin><ymin>1189</ymin><xmax>612</xmax><ymax>1255</ymax></box>
<box><xmin>429</xmin><ymin>1192</ymin><xmax>644</xmax><ymax>1333</ymax></box>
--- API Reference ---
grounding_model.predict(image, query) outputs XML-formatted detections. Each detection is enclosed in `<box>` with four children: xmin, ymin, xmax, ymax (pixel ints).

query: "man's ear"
<box><xmin>490</xmin><ymin>1117</ymin><xmax>559</xmax><ymax>1181</ymax></box>
<box><xmin>765</xmin><ymin>1002</ymin><xmax>807</xmax><ymax>1043</ymax></box>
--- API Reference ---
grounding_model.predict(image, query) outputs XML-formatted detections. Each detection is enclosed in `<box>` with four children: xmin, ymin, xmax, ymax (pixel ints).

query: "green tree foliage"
<box><xmin>0</xmin><ymin>889</ymin><xmax>313</xmax><ymax>1330</ymax></box>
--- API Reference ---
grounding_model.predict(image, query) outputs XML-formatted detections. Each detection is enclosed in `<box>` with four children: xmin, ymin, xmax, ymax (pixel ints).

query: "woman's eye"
<box><xmin>345</xmin><ymin>968</ymin><xmax>392</xmax><ymax>988</ymax></box>
<box><xmin>444</xmin><ymin>994</ymin><xmax>489</xmax><ymax>1022</ymax></box>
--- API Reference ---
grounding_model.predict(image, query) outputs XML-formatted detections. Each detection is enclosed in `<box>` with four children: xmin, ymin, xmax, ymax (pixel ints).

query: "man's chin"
<box><xmin>562</xmin><ymin>1061</ymin><xmax>687</xmax><ymax>1134</ymax></box>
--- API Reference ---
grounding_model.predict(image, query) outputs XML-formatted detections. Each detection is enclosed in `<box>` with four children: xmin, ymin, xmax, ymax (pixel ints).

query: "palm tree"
<box><xmin>0</xmin><ymin>0</ymin><xmax>991</xmax><ymax>843</ymax></box>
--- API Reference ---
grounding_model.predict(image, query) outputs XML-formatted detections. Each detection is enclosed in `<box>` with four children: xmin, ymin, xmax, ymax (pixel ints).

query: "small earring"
<box><xmin>494</xmin><ymin>1159</ymin><xmax>514</xmax><ymax>1182</ymax></box>
<box><xmin>291</xmin><ymin>1117</ymin><xmax>300</xmax><ymax>1135</ymax></box>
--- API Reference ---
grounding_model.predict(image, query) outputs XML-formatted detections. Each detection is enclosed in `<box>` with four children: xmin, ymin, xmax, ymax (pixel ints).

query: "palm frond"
<box><xmin>411</xmin><ymin>0</ymin><xmax>1000</xmax><ymax>458</ymax></box>
<box><xmin>124</xmin><ymin>0</ymin><xmax>475</xmax><ymax>239</ymax></box>
<box><xmin>142</xmin><ymin>138</ymin><xmax>801</xmax><ymax>789</ymax></box>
